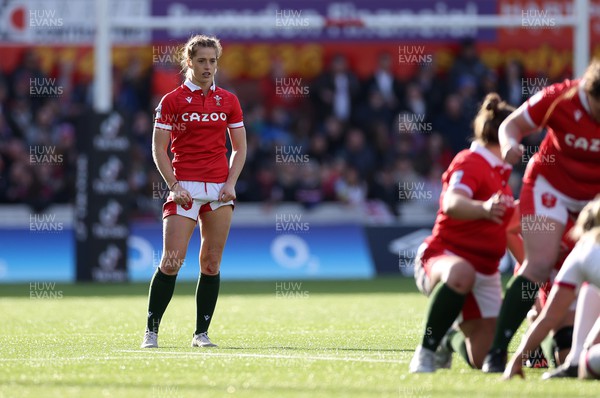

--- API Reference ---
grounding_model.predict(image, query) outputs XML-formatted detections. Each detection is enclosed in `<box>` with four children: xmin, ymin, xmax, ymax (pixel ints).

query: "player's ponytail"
<box><xmin>472</xmin><ymin>93</ymin><xmax>515</xmax><ymax>145</ymax></box>
<box><xmin>570</xmin><ymin>195</ymin><xmax>600</xmax><ymax>243</ymax></box>
<box><xmin>583</xmin><ymin>59</ymin><xmax>600</xmax><ymax>100</ymax></box>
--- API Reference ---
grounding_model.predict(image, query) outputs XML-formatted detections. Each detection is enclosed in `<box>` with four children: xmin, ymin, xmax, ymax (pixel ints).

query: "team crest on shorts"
<box><xmin>182</xmin><ymin>200</ymin><xmax>193</xmax><ymax>210</ymax></box>
<box><xmin>541</xmin><ymin>192</ymin><xmax>557</xmax><ymax>208</ymax></box>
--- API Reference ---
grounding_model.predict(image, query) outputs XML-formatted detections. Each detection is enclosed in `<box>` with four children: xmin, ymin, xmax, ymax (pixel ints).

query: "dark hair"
<box><xmin>583</xmin><ymin>60</ymin><xmax>600</xmax><ymax>100</ymax></box>
<box><xmin>472</xmin><ymin>93</ymin><xmax>515</xmax><ymax>145</ymax></box>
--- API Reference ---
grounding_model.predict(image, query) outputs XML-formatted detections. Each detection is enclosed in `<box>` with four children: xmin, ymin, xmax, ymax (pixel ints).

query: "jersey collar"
<box><xmin>470</xmin><ymin>141</ymin><xmax>511</xmax><ymax>170</ymax></box>
<box><xmin>184</xmin><ymin>79</ymin><xmax>216</xmax><ymax>93</ymax></box>
<box><xmin>578</xmin><ymin>80</ymin><xmax>592</xmax><ymax>116</ymax></box>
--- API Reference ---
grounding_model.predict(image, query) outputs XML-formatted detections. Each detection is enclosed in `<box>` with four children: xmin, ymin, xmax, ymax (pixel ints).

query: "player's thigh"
<box><xmin>161</xmin><ymin>214</ymin><xmax>197</xmax><ymax>272</ymax></box>
<box><xmin>198</xmin><ymin>205</ymin><xmax>233</xmax><ymax>274</ymax></box>
<box><xmin>519</xmin><ymin>221</ymin><xmax>565</xmax><ymax>283</ymax></box>
<box><xmin>429</xmin><ymin>256</ymin><xmax>476</xmax><ymax>295</ymax></box>
<box><xmin>460</xmin><ymin>317</ymin><xmax>496</xmax><ymax>369</ymax></box>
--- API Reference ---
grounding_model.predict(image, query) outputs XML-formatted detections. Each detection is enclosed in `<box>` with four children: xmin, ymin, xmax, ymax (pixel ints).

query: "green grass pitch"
<box><xmin>0</xmin><ymin>278</ymin><xmax>598</xmax><ymax>397</ymax></box>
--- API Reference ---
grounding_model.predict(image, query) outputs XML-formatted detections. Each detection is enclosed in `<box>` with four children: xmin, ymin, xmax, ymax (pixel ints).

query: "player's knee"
<box><xmin>444</xmin><ymin>262</ymin><xmax>475</xmax><ymax>294</ymax></box>
<box><xmin>200</xmin><ymin>250</ymin><xmax>222</xmax><ymax>275</ymax></box>
<box><xmin>553</xmin><ymin>326</ymin><xmax>573</xmax><ymax>354</ymax></box>
<box><xmin>521</xmin><ymin>260</ymin><xmax>553</xmax><ymax>283</ymax></box>
<box><xmin>160</xmin><ymin>254</ymin><xmax>185</xmax><ymax>275</ymax></box>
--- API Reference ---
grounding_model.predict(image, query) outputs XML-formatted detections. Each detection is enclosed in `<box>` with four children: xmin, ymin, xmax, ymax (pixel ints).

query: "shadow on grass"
<box><xmin>0</xmin><ymin>277</ymin><xmax>421</xmax><ymax>297</ymax></box>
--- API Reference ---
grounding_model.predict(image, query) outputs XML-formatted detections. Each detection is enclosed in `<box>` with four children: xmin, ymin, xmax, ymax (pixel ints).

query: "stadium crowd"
<box><xmin>0</xmin><ymin>40</ymin><xmax>553</xmax><ymax>220</ymax></box>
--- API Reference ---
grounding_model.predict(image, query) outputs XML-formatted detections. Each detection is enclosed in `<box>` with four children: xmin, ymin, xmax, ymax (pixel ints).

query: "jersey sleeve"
<box><xmin>154</xmin><ymin>94</ymin><xmax>175</xmax><ymax>131</ymax></box>
<box><xmin>445</xmin><ymin>155</ymin><xmax>485</xmax><ymax>198</ymax></box>
<box><xmin>227</xmin><ymin>94</ymin><xmax>244</xmax><ymax>129</ymax></box>
<box><xmin>523</xmin><ymin>80</ymin><xmax>572</xmax><ymax>128</ymax></box>
<box><xmin>554</xmin><ymin>243</ymin><xmax>585</xmax><ymax>293</ymax></box>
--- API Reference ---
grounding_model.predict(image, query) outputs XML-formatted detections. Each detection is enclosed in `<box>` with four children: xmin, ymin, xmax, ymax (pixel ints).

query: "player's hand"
<box><xmin>171</xmin><ymin>183</ymin><xmax>192</xmax><ymax>207</ymax></box>
<box><xmin>482</xmin><ymin>190</ymin><xmax>508</xmax><ymax>224</ymax></box>
<box><xmin>502</xmin><ymin>356</ymin><xmax>525</xmax><ymax>380</ymax></box>
<box><xmin>218</xmin><ymin>182</ymin><xmax>236</xmax><ymax>202</ymax></box>
<box><xmin>501</xmin><ymin>141</ymin><xmax>524</xmax><ymax>165</ymax></box>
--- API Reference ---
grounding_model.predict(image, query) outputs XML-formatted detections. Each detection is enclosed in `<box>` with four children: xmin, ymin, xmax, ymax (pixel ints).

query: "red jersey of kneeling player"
<box><xmin>423</xmin><ymin>142</ymin><xmax>515</xmax><ymax>275</ymax></box>
<box><xmin>521</xmin><ymin>79</ymin><xmax>600</xmax><ymax>201</ymax></box>
<box><xmin>154</xmin><ymin>80</ymin><xmax>244</xmax><ymax>183</ymax></box>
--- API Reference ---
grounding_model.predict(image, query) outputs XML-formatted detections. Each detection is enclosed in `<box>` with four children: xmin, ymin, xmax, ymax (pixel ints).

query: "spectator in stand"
<box><xmin>341</xmin><ymin>127</ymin><xmax>375</xmax><ymax>180</ymax></box>
<box><xmin>335</xmin><ymin>166</ymin><xmax>367</xmax><ymax>207</ymax></box>
<box><xmin>311</xmin><ymin>54</ymin><xmax>360</xmax><ymax>123</ymax></box>
<box><xmin>363</xmin><ymin>52</ymin><xmax>403</xmax><ymax>111</ymax></box>
<box><xmin>449</xmin><ymin>38</ymin><xmax>489</xmax><ymax>93</ymax></box>
<box><xmin>499</xmin><ymin>59</ymin><xmax>527</xmax><ymax>107</ymax></box>
<box><xmin>434</xmin><ymin>94</ymin><xmax>472</xmax><ymax>154</ymax></box>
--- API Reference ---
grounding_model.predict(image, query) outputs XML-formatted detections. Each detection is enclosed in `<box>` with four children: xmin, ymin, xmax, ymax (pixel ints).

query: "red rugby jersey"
<box><xmin>522</xmin><ymin>79</ymin><xmax>600</xmax><ymax>200</ymax></box>
<box><xmin>425</xmin><ymin>142</ymin><xmax>515</xmax><ymax>274</ymax></box>
<box><xmin>154</xmin><ymin>80</ymin><xmax>244</xmax><ymax>182</ymax></box>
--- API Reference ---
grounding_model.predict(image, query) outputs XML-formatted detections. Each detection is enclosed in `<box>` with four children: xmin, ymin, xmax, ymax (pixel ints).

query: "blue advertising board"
<box><xmin>0</xmin><ymin>223</ymin><xmax>374</xmax><ymax>282</ymax></box>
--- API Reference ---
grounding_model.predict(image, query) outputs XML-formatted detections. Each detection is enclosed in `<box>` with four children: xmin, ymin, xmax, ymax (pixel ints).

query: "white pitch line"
<box><xmin>0</xmin><ymin>352</ymin><xmax>400</xmax><ymax>364</ymax></box>
<box><xmin>116</xmin><ymin>350</ymin><xmax>400</xmax><ymax>364</ymax></box>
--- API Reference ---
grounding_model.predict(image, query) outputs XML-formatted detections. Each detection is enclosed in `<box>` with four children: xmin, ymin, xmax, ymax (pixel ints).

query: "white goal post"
<box><xmin>94</xmin><ymin>0</ymin><xmax>590</xmax><ymax>113</ymax></box>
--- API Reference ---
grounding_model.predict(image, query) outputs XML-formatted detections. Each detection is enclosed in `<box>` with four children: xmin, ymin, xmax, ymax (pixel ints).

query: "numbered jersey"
<box><xmin>154</xmin><ymin>80</ymin><xmax>244</xmax><ymax>182</ymax></box>
<box><xmin>424</xmin><ymin>142</ymin><xmax>515</xmax><ymax>274</ymax></box>
<box><xmin>522</xmin><ymin>79</ymin><xmax>600</xmax><ymax>200</ymax></box>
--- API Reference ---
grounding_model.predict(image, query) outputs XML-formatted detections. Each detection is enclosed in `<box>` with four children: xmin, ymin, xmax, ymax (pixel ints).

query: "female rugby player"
<box><xmin>483</xmin><ymin>60</ymin><xmax>600</xmax><ymax>373</ymax></box>
<box><xmin>503</xmin><ymin>196</ymin><xmax>600</xmax><ymax>379</ymax></box>
<box><xmin>141</xmin><ymin>35</ymin><xmax>246</xmax><ymax>348</ymax></box>
<box><xmin>410</xmin><ymin>94</ymin><xmax>519</xmax><ymax>372</ymax></box>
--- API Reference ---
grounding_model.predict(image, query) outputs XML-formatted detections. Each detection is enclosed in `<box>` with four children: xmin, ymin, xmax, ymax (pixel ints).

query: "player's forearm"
<box><xmin>498</xmin><ymin>118</ymin><xmax>523</xmax><ymax>153</ymax></box>
<box><xmin>226</xmin><ymin>147</ymin><xmax>246</xmax><ymax>186</ymax></box>
<box><xmin>153</xmin><ymin>148</ymin><xmax>177</xmax><ymax>188</ymax></box>
<box><xmin>442</xmin><ymin>192</ymin><xmax>487</xmax><ymax>220</ymax></box>
<box><xmin>513</xmin><ymin>316</ymin><xmax>556</xmax><ymax>364</ymax></box>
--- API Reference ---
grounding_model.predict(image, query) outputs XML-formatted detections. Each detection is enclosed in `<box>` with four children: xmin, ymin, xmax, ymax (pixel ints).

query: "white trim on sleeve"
<box><xmin>522</xmin><ymin>107</ymin><xmax>538</xmax><ymax>129</ymax></box>
<box><xmin>228</xmin><ymin>121</ymin><xmax>244</xmax><ymax>129</ymax></box>
<box><xmin>155</xmin><ymin>122</ymin><xmax>172</xmax><ymax>131</ymax></box>
<box><xmin>448</xmin><ymin>184</ymin><xmax>473</xmax><ymax>198</ymax></box>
